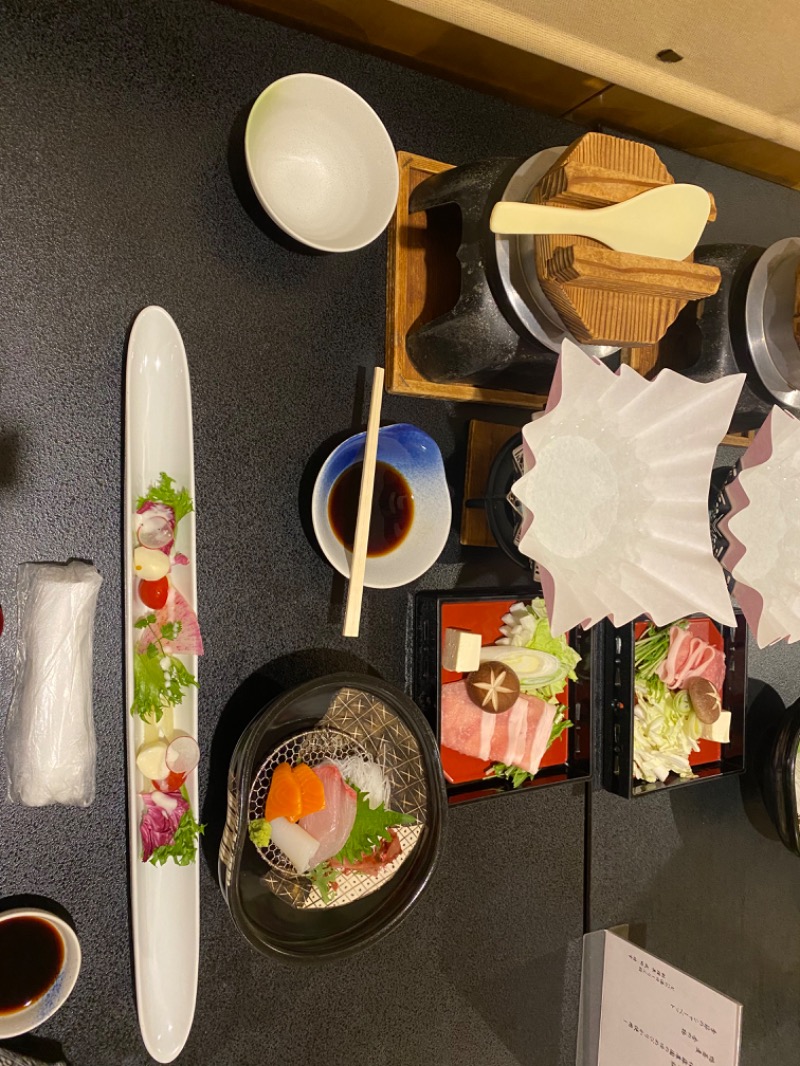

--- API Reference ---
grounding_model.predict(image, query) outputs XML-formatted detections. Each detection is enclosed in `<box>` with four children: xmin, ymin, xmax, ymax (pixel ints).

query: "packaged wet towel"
<box><xmin>5</xmin><ymin>560</ymin><xmax>102</xmax><ymax>807</ymax></box>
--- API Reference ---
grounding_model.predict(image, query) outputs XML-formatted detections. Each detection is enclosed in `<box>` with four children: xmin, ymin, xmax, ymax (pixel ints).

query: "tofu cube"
<box><xmin>701</xmin><ymin>710</ymin><xmax>731</xmax><ymax>744</ymax></box>
<box><xmin>442</xmin><ymin>628</ymin><xmax>482</xmax><ymax>673</ymax></box>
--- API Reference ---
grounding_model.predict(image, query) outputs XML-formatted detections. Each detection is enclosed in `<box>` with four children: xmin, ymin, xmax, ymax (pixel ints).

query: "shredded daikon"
<box><xmin>329</xmin><ymin>755</ymin><xmax>390</xmax><ymax>810</ymax></box>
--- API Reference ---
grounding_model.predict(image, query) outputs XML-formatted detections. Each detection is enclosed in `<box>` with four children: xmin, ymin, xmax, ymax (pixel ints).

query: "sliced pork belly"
<box><xmin>440</xmin><ymin>680</ymin><xmax>557</xmax><ymax>775</ymax></box>
<box><xmin>656</xmin><ymin>626</ymin><xmax>725</xmax><ymax>693</ymax></box>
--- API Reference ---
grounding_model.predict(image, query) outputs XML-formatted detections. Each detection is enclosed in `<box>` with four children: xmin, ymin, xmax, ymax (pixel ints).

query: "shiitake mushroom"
<box><xmin>465</xmin><ymin>661</ymin><xmax>520</xmax><ymax>713</ymax></box>
<box><xmin>686</xmin><ymin>677</ymin><xmax>721</xmax><ymax>724</ymax></box>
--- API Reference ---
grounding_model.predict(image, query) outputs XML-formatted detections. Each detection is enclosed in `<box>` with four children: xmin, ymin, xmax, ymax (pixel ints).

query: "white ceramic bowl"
<box><xmin>0</xmin><ymin>909</ymin><xmax>81</xmax><ymax>1039</ymax></box>
<box><xmin>312</xmin><ymin>424</ymin><xmax>450</xmax><ymax>588</ymax></box>
<box><xmin>245</xmin><ymin>73</ymin><xmax>399</xmax><ymax>253</ymax></box>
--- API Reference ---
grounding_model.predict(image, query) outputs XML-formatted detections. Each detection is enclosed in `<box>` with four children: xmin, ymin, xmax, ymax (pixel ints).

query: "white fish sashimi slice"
<box><xmin>270</xmin><ymin>818</ymin><xmax>319</xmax><ymax>875</ymax></box>
<box><xmin>299</xmin><ymin>763</ymin><xmax>357</xmax><ymax>866</ymax></box>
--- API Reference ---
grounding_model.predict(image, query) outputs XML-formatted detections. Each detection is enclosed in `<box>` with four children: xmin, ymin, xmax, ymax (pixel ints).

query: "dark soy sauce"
<box><xmin>0</xmin><ymin>916</ymin><xmax>64</xmax><ymax>1014</ymax></box>
<box><xmin>329</xmin><ymin>460</ymin><xmax>414</xmax><ymax>557</ymax></box>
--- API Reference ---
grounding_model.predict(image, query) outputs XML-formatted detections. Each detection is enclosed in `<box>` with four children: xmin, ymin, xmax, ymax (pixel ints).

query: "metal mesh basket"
<box><xmin>246</xmin><ymin>687</ymin><xmax>428</xmax><ymax>910</ymax></box>
<box><xmin>248</xmin><ymin>728</ymin><xmax>369</xmax><ymax>873</ymax></box>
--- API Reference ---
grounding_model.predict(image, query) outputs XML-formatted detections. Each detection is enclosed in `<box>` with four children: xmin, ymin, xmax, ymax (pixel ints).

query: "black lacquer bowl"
<box><xmin>219</xmin><ymin>674</ymin><xmax>447</xmax><ymax>960</ymax></box>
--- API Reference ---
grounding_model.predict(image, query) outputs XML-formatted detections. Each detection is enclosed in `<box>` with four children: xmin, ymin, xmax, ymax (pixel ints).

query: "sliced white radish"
<box><xmin>133</xmin><ymin>545</ymin><xmax>170</xmax><ymax>581</ymax></box>
<box><xmin>137</xmin><ymin>513</ymin><xmax>173</xmax><ymax>550</ymax></box>
<box><xmin>165</xmin><ymin>735</ymin><xmax>200</xmax><ymax>775</ymax></box>
<box><xmin>270</xmin><ymin>817</ymin><xmax>319</xmax><ymax>875</ymax></box>
<box><xmin>136</xmin><ymin>739</ymin><xmax>169</xmax><ymax>781</ymax></box>
<box><xmin>152</xmin><ymin>790</ymin><xmax>179</xmax><ymax>812</ymax></box>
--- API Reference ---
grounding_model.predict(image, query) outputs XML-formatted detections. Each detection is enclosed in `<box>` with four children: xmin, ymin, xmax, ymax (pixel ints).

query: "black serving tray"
<box><xmin>413</xmin><ymin>586</ymin><xmax>592</xmax><ymax>806</ymax></box>
<box><xmin>601</xmin><ymin>610</ymin><xmax>748</xmax><ymax>799</ymax></box>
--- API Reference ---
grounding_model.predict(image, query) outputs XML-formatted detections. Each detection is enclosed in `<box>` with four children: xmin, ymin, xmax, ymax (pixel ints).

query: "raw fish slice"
<box><xmin>440</xmin><ymin>681</ymin><xmax>556</xmax><ymax>775</ymax></box>
<box><xmin>332</xmin><ymin>830</ymin><xmax>402</xmax><ymax>876</ymax></box>
<box><xmin>137</xmin><ymin>587</ymin><xmax>204</xmax><ymax>656</ymax></box>
<box><xmin>271</xmin><ymin>817</ymin><xmax>319</xmax><ymax>875</ymax></box>
<box><xmin>264</xmin><ymin>762</ymin><xmax>302</xmax><ymax>823</ymax></box>
<box><xmin>299</xmin><ymin>763</ymin><xmax>357</xmax><ymax>866</ymax></box>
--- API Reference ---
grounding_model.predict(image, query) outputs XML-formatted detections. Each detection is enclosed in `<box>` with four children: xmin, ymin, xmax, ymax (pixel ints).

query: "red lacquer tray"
<box><xmin>604</xmin><ymin>612</ymin><xmax>748</xmax><ymax>799</ymax></box>
<box><xmin>414</xmin><ymin>587</ymin><xmax>592</xmax><ymax>806</ymax></box>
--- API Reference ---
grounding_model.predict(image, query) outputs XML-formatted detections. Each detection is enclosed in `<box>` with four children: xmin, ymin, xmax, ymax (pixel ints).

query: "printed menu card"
<box><xmin>578</xmin><ymin>929</ymin><xmax>742</xmax><ymax>1066</ymax></box>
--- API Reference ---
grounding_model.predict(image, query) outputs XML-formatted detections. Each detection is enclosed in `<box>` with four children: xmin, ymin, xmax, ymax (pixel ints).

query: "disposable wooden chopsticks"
<box><xmin>342</xmin><ymin>366</ymin><xmax>384</xmax><ymax>638</ymax></box>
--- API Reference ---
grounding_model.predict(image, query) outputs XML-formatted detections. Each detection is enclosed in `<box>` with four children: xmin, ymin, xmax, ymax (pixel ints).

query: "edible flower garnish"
<box><xmin>140</xmin><ymin>786</ymin><xmax>204</xmax><ymax>866</ymax></box>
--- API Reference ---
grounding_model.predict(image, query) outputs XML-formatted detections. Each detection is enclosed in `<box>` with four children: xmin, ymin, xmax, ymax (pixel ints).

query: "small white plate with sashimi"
<box><xmin>124</xmin><ymin>306</ymin><xmax>204</xmax><ymax>1063</ymax></box>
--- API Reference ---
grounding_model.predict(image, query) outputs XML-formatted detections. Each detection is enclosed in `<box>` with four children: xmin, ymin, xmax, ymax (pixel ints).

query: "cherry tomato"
<box><xmin>139</xmin><ymin>576</ymin><xmax>169</xmax><ymax>610</ymax></box>
<box><xmin>154</xmin><ymin>770</ymin><xmax>186</xmax><ymax>793</ymax></box>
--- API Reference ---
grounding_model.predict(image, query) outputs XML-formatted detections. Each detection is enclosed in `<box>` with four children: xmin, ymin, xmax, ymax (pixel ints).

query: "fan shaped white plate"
<box><xmin>124</xmin><ymin>306</ymin><xmax>199</xmax><ymax>1062</ymax></box>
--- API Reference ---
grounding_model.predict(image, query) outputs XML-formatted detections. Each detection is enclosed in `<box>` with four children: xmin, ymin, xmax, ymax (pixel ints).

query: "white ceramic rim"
<box><xmin>0</xmin><ymin>908</ymin><xmax>81</xmax><ymax>1039</ymax></box>
<box><xmin>244</xmin><ymin>72</ymin><xmax>399</xmax><ymax>253</ymax></box>
<box><xmin>310</xmin><ymin>428</ymin><xmax>451</xmax><ymax>589</ymax></box>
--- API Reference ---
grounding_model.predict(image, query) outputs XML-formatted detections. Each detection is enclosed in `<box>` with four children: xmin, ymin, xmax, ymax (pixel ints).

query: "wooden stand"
<box><xmin>386</xmin><ymin>150</ymin><xmax>753</xmax><ymax>448</ymax></box>
<box><xmin>385</xmin><ymin>151</ymin><xmax>548</xmax><ymax>410</ymax></box>
<box><xmin>461</xmin><ymin>421</ymin><xmax>521</xmax><ymax>547</ymax></box>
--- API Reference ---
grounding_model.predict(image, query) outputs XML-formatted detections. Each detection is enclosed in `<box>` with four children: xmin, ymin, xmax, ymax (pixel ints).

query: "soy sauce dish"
<box><xmin>0</xmin><ymin>909</ymin><xmax>81</xmax><ymax>1038</ymax></box>
<box><xmin>311</xmin><ymin>424</ymin><xmax>450</xmax><ymax>588</ymax></box>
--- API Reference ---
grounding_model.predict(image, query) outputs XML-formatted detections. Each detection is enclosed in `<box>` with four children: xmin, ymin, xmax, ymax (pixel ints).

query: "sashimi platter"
<box><xmin>245</xmin><ymin>686</ymin><xmax>427</xmax><ymax>910</ymax></box>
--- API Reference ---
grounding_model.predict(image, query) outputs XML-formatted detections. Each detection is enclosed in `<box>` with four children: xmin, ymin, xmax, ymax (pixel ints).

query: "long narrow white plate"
<box><xmin>124</xmin><ymin>307</ymin><xmax>199</xmax><ymax>1063</ymax></box>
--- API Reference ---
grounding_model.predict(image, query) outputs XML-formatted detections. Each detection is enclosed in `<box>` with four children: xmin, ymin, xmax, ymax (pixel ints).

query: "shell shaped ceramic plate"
<box><xmin>124</xmin><ymin>306</ymin><xmax>199</xmax><ymax>1063</ymax></box>
<box><xmin>312</xmin><ymin>423</ymin><xmax>450</xmax><ymax>588</ymax></box>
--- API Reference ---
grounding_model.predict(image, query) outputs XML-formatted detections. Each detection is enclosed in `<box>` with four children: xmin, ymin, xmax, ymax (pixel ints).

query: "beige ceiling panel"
<box><xmin>394</xmin><ymin>0</ymin><xmax>800</xmax><ymax>151</ymax></box>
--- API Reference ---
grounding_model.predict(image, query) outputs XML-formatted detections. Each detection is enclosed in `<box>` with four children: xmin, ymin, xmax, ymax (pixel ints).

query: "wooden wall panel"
<box><xmin>566</xmin><ymin>88</ymin><xmax>800</xmax><ymax>190</ymax></box>
<box><xmin>217</xmin><ymin>0</ymin><xmax>609</xmax><ymax>113</ymax></box>
<box><xmin>216</xmin><ymin>0</ymin><xmax>800</xmax><ymax>189</ymax></box>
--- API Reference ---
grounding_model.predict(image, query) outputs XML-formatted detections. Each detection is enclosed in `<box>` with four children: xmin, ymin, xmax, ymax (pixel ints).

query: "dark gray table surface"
<box><xmin>0</xmin><ymin>2</ymin><xmax>798</xmax><ymax>1065</ymax></box>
